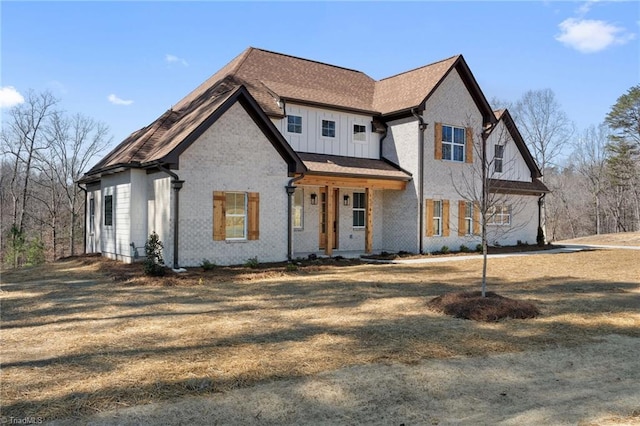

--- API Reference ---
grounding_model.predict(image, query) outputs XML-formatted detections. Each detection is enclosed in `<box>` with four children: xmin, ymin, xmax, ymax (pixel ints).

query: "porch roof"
<box><xmin>297</xmin><ymin>153</ymin><xmax>412</xmax><ymax>182</ymax></box>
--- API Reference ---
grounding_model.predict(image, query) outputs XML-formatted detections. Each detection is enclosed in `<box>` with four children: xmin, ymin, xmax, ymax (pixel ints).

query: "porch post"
<box><xmin>365</xmin><ymin>188</ymin><xmax>373</xmax><ymax>253</ymax></box>
<box><xmin>326</xmin><ymin>185</ymin><xmax>334</xmax><ymax>256</ymax></box>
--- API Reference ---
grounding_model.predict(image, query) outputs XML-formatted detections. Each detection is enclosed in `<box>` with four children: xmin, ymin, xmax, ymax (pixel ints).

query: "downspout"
<box><xmin>537</xmin><ymin>193</ymin><xmax>546</xmax><ymax>246</ymax></box>
<box><xmin>412</xmin><ymin>108</ymin><xmax>428</xmax><ymax>254</ymax></box>
<box><xmin>286</xmin><ymin>174</ymin><xmax>305</xmax><ymax>261</ymax></box>
<box><xmin>77</xmin><ymin>182</ymin><xmax>88</xmax><ymax>255</ymax></box>
<box><xmin>157</xmin><ymin>165</ymin><xmax>184</xmax><ymax>270</ymax></box>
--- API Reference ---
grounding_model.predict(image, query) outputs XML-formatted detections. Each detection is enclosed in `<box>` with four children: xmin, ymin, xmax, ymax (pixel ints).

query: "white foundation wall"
<box><xmin>177</xmin><ymin>102</ymin><xmax>290</xmax><ymax>266</ymax></box>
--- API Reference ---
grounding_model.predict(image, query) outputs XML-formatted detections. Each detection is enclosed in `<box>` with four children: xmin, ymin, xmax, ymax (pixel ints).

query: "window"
<box><xmin>293</xmin><ymin>188</ymin><xmax>304</xmax><ymax>229</ymax></box>
<box><xmin>89</xmin><ymin>198</ymin><xmax>95</xmax><ymax>230</ymax></box>
<box><xmin>494</xmin><ymin>144</ymin><xmax>504</xmax><ymax>173</ymax></box>
<box><xmin>441</xmin><ymin>125</ymin><xmax>466</xmax><ymax>162</ymax></box>
<box><xmin>353</xmin><ymin>124</ymin><xmax>366</xmax><ymax>142</ymax></box>
<box><xmin>321</xmin><ymin>120</ymin><xmax>336</xmax><ymax>138</ymax></box>
<box><xmin>287</xmin><ymin>115</ymin><xmax>302</xmax><ymax>134</ymax></box>
<box><xmin>487</xmin><ymin>205</ymin><xmax>511</xmax><ymax>225</ymax></box>
<box><xmin>433</xmin><ymin>200</ymin><xmax>443</xmax><ymax>236</ymax></box>
<box><xmin>225</xmin><ymin>192</ymin><xmax>247</xmax><ymax>239</ymax></box>
<box><xmin>352</xmin><ymin>192</ymin><xmax>365</xmax><ymax>228</ymax></box>
<box><xmin>104</xmin><ymin>195</ymin><xmax>113</xmax><ymax>226</ymax></box>
<box><xmin>213</xmin><ymin>191</ymin><xmax>259</xmax><ymax>241</ymax></box>
<box><xmin>464</xmin><ymin>201</ymin><xmax>473</xmax><ymax>235</ymax></box>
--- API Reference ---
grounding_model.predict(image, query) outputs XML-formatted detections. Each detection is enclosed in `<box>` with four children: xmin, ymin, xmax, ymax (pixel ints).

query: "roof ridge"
<box><xmin>250</xmin><ymin>47</ymin><xmax>374</xmax><ymax>78</ymax></box>
<box><xmin>377</xmin><ymin>54</ymin><xmax>461</xmax><ymax>82</ymax></box>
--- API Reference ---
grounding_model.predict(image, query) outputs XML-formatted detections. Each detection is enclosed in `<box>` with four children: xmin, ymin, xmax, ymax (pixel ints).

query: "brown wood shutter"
<box><xmin>425</xmin><ymin>199</ymin><xmax>434</xmax><ymax>236</ymax></box>
<box><xmin>458</xmin><ymin>200</ymin><xmax>466</xmax><ymax>236</ymax></box>
<box><xmin>247</xmin><ymin>192</ymin><xmax>260</xmax><ymax>240</ymax></box>
<box><xmin>434</xmin><ymin>122</ymin><xmax>442</xmax><ymax>160</ymax></box>
<box><xmin>443</xmin><ymin>200</ymin><xmax>450</xmax><ymax>237</ymax></box>
<box><xmin>473</xmin><ymin>201</ymin><xmax>481</xmax><ymax>235</ymax></box>
<box><xmin>213</xmin><ymin>191</ymin><xmax>226</xmax><ymax>241</ymax></box>
<box><xmin>465</xmin><ymin>127</ymin><xmax>474</xmax><ymax>163</ymax></box>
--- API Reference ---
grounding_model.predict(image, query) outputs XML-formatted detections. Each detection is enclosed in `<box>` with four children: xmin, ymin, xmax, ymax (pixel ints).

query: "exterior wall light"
<box><xmin>343</xmin><ymin>194</ymin><xmax>350</xmax><ymax>206</ymax></box>
<box><xmin>310</xmin><ymin>193</ymin><xmax>318</xmax><ymax>205</ymax></box>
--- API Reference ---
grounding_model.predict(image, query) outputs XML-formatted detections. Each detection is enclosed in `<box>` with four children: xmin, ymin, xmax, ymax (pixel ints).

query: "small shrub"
<box><xmin>440</xmin><ymin>245</ymin><xmax>450</xmax><ymax>254</ymax></box>
<box><xmin>143</xmin><ymin>231</ymin><xmax>165</xmax><ymax>276</ymax></box>
<box><xmin>26</xmin><ymin>238</ymin><xmax>45</xmax><ymax>266</ymax></box>
<box><xmin>459</xmin><ymin>244</ymin><xmax>470</xmax><ymax>253</ymax></box>
<box><xmin>201</xmin><ymin>259</ymin><xmax>216</xmax><ymax>271</ymax></box>
<box><xmin>475</xmin><ymin>244</ymin><xmax>483</xmax><ymax>252</ymax></box>
<box><xmin>285</xmin><ymin>263</ymin><xmax>298</xmax><ymax>272</ymax></box>
<box><xmin>537</xmin><ymin>226</ymin><xmax>545</xmax><ymax>247</ymax></box>
<box><xmin>244</xmin><ymin>256</ymin><xmax>259</xmax><ymax>269</ymax></box>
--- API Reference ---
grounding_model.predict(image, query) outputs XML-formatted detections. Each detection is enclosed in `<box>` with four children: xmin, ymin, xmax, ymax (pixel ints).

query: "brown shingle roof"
<box><xmin>298</xmin><ymin>153</ymin><xmax>411</xmax><ymax>181</ymax></box>
<box><xmin>488</xmin><ymin>178</ymin><xmax>550</xmax><ymax>195</ymax></box>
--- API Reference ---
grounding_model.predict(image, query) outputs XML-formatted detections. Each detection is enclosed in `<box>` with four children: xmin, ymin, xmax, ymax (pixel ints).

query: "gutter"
<box><xmin>411</xmin><ymin>108</ymin><xmax>428</xmax><ymax>254</ymax></box>
<box><xmin>286</xmin><ymin>174</ymin><xmax>305</xmax><ymax>261</ymax></box>
<box><xmin>157</xmin><ymin>165</ymin><xmax>185</xmax><ymax>270</ymax></box>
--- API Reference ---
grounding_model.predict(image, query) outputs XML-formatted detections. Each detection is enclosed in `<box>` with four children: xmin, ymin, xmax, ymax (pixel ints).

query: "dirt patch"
<box><xmin>427</xmin><ymin>291</ymin><xmax>540</xmax><ymax>321</ymax></box>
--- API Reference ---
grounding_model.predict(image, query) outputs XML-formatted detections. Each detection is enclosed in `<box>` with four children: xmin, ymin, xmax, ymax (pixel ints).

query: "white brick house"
<box><xmin>79</xmin><ymin>48</ymin><xmax>548</xmax><ymax>267</ymax></box>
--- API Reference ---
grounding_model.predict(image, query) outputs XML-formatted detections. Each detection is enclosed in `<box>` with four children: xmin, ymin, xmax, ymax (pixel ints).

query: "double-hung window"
<box><xmin>442</xmin><ymin>125</ymin><xmax>466</xmax><ymax>162</ymax></box>
<box><xmin>321</xmin><ymin>120</ymin><xmax>336</xmax><ymax>138</ymax></box>
<box><xmin>494</xmin><ymin>145</ymin><xmax>504</xmax><ymax>173</ymax></box>
<box><xmin>352</xmin><ymin>192</ymin><xmax>365</xmax><ymax>228</ymax></box>
<box><xmin>104</xmin><ymin>195</ymin><xmax>113</xmax><ymax>226</ymax></box>
<box><xmin>487</xmin><ymin>205</ymin><xmax>511</xmax><ymax>225</ymax></box>
<box><xmin>433</xmin><ymin>200</ymin><xmax>443</xmax><ymax>236</ymax></box>
<box><xmin>225</xmin><ymin>192</ymin><xmax>247</xmax><ymax>239</ymax></box>
<box><xmin>293</xmin><ymin>188</ymin><xmax>304</xmax><ymax>229</ymax></box>
<box><xmin>464</xmin><ymin>201</ymin><xmax>473</xmax><ymax>235</ymax></box>
<box><xmin>287</xmin><ymin>115</ymin><xmax>302</xmax><ymax>134</ymax></box>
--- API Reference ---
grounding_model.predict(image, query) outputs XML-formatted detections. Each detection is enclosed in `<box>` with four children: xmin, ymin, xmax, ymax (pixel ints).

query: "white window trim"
<box><xmin>487</xmin><ymin>205</ymin><xmax>511</xmax><ymax>226</ymax></box>
<box><xmin>225</xmin><ymin>192</ymin><xmax>248</xmax><ymax>240</ymax></box>
<box><xmin>433</xmin><ymin>200</ymin><xmax>443</xmax><ymax>236</ymax></box>
<box><xmin>494</xmin><ymin>144</ymin><xmax>504</xmax><ymax>174</ymax></box>
<box><xmin>442</xmin><ymin>124</ymin><xmax>466</xmax><ymax>163</ymax></box>
<box><xmin>286</xmin><ymin>115</ymin><xmax>303</xmax><ymax>135</ymax></box>
<box><xmin>104</xmin><ymin>194</ymin><xmax>113</xmax><ymax>227</ymax></box>
<box><xmin>350</xmin><ymin>119</ymin><xmax>369</xmax><ymax>144</ymax></box>
<box><xmin>352</xmin><ymin>192</ymin><xmax>366</xmax><ymax>229</ymax></box>
<box><xmin>464</xmin><ymin>201</ymin><xmax>473</xmax><ymax>236</ymax></box>
<box><xmin>320</xmin><ymin>118</ymin><xmax>336</xmax><ymax>139</ymax></box>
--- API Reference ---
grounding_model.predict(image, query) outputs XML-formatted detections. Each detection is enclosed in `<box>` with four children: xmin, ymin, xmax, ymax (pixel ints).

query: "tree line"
<box><xmin>1</xmin><ymin>85</ymin><xmax>638</xmax><ymax>268</ymax></box>
<box><xmin>1</xmin><ymin>90</ymin><xmax>111</xmax><ymax>268</ymax></box>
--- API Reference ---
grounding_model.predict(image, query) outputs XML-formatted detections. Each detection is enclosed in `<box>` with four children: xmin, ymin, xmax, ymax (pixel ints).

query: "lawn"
<box><xmin>1</xmin><ymin>248</ymin><xmax>639</xmax><ymax>423</ymax></box>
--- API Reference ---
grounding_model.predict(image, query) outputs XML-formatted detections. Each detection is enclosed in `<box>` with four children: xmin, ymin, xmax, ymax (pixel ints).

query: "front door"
<box><xmin>319</xmin><ymin>188</ymin><xmax>338</xmax><ymax>251</ymax></box>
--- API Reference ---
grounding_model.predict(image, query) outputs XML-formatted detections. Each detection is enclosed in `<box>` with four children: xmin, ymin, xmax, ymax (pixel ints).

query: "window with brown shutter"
<box><xmin>465</xmin><ymin>127</ymin><xmax>474</xmax><ymax>163</ymax></box>
<box><xmin>442</xmin><ymin>200</ymin><xmax>450</xmax><ymax>237</ymax></box>
<box><xmin>458</xmin><ymin>200</ymin><xmax>466</xmax><ymax>237</ymax></box>
<box><xmin>426</xmin><ymin>199</ymin><xmax>434</xmax><ymax>236</ymax></box>
<box><xmin>212</xmin><ymin>191</ymin><xmax>260</xmax><ymax>241</ymax></box>
<box><xmin>473</xmin><ymin>202</ymin><xmax>481</xmax><ymax>235</ymax></box>
<box><xmin>434</xmin><ymin>123</ymin><xmax>442</xmax><ymax>160</ymax></box>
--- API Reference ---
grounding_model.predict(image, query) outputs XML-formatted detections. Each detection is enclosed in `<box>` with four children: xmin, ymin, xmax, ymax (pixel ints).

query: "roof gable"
<box><xmin>491</xmin><ymin>109</ymin><xmax>543</xmax><ymax>179</ymax></box>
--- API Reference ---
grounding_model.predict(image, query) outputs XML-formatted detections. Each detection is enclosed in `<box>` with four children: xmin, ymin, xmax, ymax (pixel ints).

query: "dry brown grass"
<box><xmin>1</xmin><ymin>249</ymin><xmax>639</xmax><ymax>422</ymax></box>
<box><xmin>559</xmin><ymin>231</ymin><xmax>640</xmax><ymax>246</ymax></box>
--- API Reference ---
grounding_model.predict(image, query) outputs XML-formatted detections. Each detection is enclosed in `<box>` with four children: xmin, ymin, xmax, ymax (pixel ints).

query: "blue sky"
<box><xmin>2</xmin><ymin>1</ymin><xmax>638</xmax><ymax>157</ymax></box>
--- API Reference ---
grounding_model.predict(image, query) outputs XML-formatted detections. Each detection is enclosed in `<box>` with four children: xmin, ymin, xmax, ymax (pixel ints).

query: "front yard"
<box><xmin>1</xmin><ymin>249</ymin><xmax>639</xmax><ymax>424</ymax></box>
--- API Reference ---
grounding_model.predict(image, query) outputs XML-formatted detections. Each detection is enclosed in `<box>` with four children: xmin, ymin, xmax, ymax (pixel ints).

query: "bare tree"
<box><xmin>453</xmin><ymin>114</ymin><xmax>534</xmax><ymax>296</ymax></box>
<box><xmin>46</xmin><ymin>112</ymin><xmax>111</xmax><ymax>256</ymax></box>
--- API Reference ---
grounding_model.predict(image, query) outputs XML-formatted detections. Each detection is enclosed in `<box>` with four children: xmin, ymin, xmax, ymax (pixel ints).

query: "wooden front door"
<box><xmin>319</xmin><ymin>187</ymin><xmax>338</xmax><ymax>251</ymax></box>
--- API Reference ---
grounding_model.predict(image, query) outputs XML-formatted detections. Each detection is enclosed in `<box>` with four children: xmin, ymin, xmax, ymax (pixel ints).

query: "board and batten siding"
<box><xmin>486</xmin><ymin>119</ymin><xmax>532</xmax><ymax>182</ymax></box>
<box><xmin>272</xmin><ymin>104</ymin><xmax>380</xmax><ymax>159</ymax></box>
<box><xmin>99</xmin><ymin>171</ymin><xmax>133</xmax><ymax>262</ymax></box>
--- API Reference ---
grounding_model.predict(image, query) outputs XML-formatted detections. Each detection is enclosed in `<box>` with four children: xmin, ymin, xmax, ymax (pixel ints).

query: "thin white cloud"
<box><xmin>556</xmin><ymin>18</ymin><xmax>635</xmax><ymax>53</ymax></box>
<box><xmin>108</xmin><ymin>94</ymin><xmax>134</xmax><ymax>106</ymax></box>
<box><xmin>165</xmin><ymin>54</ymin><xmax>188</xmax><ymax>67</ymax></box>
<box><xmin>0</xmin><ymin>86</ymin><xmax>25</xmax><ymax>108</ymax></box>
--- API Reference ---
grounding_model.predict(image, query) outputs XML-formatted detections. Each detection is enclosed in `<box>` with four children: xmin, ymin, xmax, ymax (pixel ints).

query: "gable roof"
<box><xmin>81</xmin><ymin>78</ymin><xmax>304</xmax><ymax>182</ymax></box>
<box><xmin>491</xmin><ymin>109</ymin><xmax>543</xmax><ymax>179</ymax></box>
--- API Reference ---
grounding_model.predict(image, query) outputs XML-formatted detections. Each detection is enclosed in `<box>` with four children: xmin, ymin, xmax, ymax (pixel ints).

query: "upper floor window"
<box><xmin>287</xmin><ymin>115</ymin><xmax>302</xmax><ymax>134</ymax></box>
<box><xmin>494</xmin><ymin>144</ymin><xmax>504</xmax><ymax>173</ymax></box>
<box><xmin>353</xmin><ymin>124</ymin><xmax>366</xmax><ymax>142</ymax></box>
<box><xmin>442</xmin><ymin>125</ymin><xmax>466</xmax><ymax>162</ymax></box>
<box><xmin>321</xmin><ymin>120</ymin><xmax>336</xmax><ymax>138</ymax></box>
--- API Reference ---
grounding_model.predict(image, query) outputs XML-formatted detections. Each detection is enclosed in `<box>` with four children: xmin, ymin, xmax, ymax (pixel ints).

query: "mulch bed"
<box><xmin>428</xmin><ymin>291</ymin><xmax>540</xmax><ymax>322</ymax></box>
